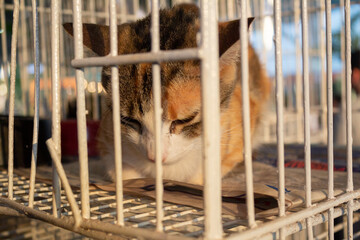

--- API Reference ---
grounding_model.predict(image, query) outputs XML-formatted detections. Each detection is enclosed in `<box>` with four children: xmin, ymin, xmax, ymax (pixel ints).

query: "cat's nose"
<box><xmin>146</xmin><ymin>141</ymin><xmax>168</xmax><ymax>163</ymax></box>
<box><xmin>147</xmin><ymin>154</ymin><xmax>167</xmax><ymax>163</ymax></box>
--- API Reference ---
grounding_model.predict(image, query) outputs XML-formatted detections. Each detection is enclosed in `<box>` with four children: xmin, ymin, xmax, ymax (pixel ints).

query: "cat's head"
<box><xmin>64</xmin><ymin>4</ymin><xmax>253</xmax><ymax>165</ymax></box>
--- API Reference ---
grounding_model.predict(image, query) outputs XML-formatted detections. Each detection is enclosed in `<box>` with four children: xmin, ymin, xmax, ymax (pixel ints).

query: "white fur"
<box><xmin>104</xmin><ymin>110</ymin><xmax>203</xmax><ymax>183</ymax></box>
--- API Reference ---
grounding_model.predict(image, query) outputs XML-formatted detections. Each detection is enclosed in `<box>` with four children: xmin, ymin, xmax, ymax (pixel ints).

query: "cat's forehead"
<box><xmin>119</xmin><ymin>4</ymin><xmax>200</xmax><ymax>54</ymax></box>
<box><xmin>103</xmin><ymin>61</ymin><xmax>201</xmax><ymax>120</ymax></box>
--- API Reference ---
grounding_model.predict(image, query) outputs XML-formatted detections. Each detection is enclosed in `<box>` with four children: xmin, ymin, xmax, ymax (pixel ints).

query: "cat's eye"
<box><xmin>170</xmin><ymin>113</ymin><xmax>198</xmax><ymax>134</ymax></box>
<box><xmin>121</xmin><ymin>116</ymin><xmax>142</xmax><ymax>133</ymax></box>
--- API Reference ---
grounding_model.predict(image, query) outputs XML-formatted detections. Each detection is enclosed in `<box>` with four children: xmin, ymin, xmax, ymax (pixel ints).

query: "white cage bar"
<box><xmin>72</xmin><ymin>0</ymin><xmax>90</xmax><ymax>219</ymax></box>
<box><xmin>0</xmin><ymin>0</ymin><xmax>9</xmax><ymax>109</ymax></box>
<box><xmin>50</xmin><ymin>0</ymin><xmax>62</xmax><ymax>218</ymax></box>
<box><xmin>109</xmin><ymin>0</ymin><xmax>124</xmax><ymax>226</ymax></box>
<box><xmin>150</xmin><ymin>0</ymin><xmax>164</xmax><ymax>232</ymax></box>
<box><xmin>301</xmin><ymin>0</ymin><xmax>313</xmax><ymax>238</ymax></box>
<box><xmin>240</xmin><ymin>0</ymin><xmax>256</xmax><ymax>229</ymax></box>
<box><xmin>0</xmin><ymin>0</ymin><xmax>360</xmax><ymax>240</ymax></box>
<box><xmin>325</xmin><ymin>0</ymin><xmax>335</xmax><ymax>239</ymax></box>
<box><xmin>7</xmin><ymin>0</ymin><xmax>20</xmax><ymax>201</ymax></box>
<box><xmin>200</xmin><ymin>0</ymin><xmax>222</xmax><ymax>238</ymax></box>
<box><xmin>273</xmin><ymin>0</ymin><xmax>285</xmax><ymax>239</ymax></box>
<box><xmin>344</xmin><ymin>0</ymin><xmax>354</xmax><ymax>238</ymax></box>
<box><xmin>28</xmin><ymin>0</ymin><xmax>40</xmax><ymax>209</ymax></box>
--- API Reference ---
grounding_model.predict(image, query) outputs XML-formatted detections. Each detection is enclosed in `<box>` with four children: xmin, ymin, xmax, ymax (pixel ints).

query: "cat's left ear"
<box><xmin>63</xmin><ymin>23</ymin><xmax>111</xmax><ymax>56</ymax></box>
<box><xmin>218</xmin><ymin>18</ymin><xmax>254</xmax><ymax>57</ymax></box>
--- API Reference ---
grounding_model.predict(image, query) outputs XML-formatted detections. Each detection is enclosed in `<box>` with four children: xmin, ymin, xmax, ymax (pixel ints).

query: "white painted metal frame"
<box><xmin>7</xmin><ymin>0</ymin><xmax>20</xmax><ymax>201</ymax></box>
<box><xmin>200</xmin><ymin>1</ymin><xmax>223</xmax><ymax>238</ymax></box>
<box><xmin>273</xmin><ymin>0</ymin><xmax>285</xmax><ymax>239</ymax></box>
<box><xmin>344</xmin><ymin>0</ymin><xmax>354</xmax><ymax>238</ymax></box>
<box><xmin>50</xmin><ymin>0</ymin><xmax>62</xmax><ymax>218</ymax></box>
<box><xmin>72</xmin><ymin>0</ymin><xmax>91</xmax><ymax>220</ymax></box>
<box><xmin>240</xmin><ymin>0</ymin><xmax>257</xmax><ymax>230</ymax></box>
<box><xmin>325</xmin><ymin>0</ymin><xmax>335</xmax><ymax>238</ymax></box>
<box><xmin>0</xmin><ymin>0</ymin><xmax>359</xmax><ymax>240</ymax></box>
<box><xmin>150</xmin><ymin>0</ymin><xmax>165</xmax><ymax>232</ymax></box>
<box><xmin>109</xmin><ymin>0</ymin><xmax>125</xmax><ymax>227</ymax></box>
<box><xmin>301</xmin><ymin>0</ymin><xmax>314</xmax><ymax>238</ymax></box>
<box><xmin>28</xmin><ymin>0</ymin><xmax>40</xmax><ymax>209</ymax></box>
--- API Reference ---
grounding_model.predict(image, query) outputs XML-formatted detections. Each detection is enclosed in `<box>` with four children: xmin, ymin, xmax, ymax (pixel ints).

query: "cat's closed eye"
<box><xmin>170</xmin><ymin>112</ymin><xmax>199</xmax><ymax>134</ymax></box>
<box><xmin>121</xmin><ymin>116</ymin><xmax>142</xmax><ymax>133</ymax></box>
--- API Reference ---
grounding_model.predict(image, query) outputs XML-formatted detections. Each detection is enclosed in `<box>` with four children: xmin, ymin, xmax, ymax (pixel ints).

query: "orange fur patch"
<box><xmin>220</xmin><ymin>65</ymin><xmax>236</xmax><ymax>85</ymax></box>
<box><xmin>166</xmin><ymin>80</ymin><xmax>201</xmax><ymax>120</ymax></box>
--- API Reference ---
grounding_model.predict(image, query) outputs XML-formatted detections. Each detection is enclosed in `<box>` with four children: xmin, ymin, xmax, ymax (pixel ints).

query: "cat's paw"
<box><xmin>122</xmin><ymin>164</ymin><xmax>143</xmax><ymax>180</ymax></box>
<box><xmin>106</xmin><ymin>163</ymin><xmax>143</xmax><ymax>181</ymax></box>
<box><xmin>187</xmin><ymin>174</ymin><xmax>203</xmax><ymax>185</ymax></box>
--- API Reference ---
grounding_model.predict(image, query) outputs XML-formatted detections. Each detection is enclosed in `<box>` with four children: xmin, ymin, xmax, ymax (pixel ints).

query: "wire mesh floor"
<box><xmin>0</xmin><ymin>170</ymin><xmax>247</xmax><ymax>238</ymax></box>
<box><xmin>0</xmin><ymin>216</ymin><xmax>85</xmax><ymax>240</ymax></box>
<box><xmin>1</xmin><ymin>169</ymin><xmax>360</xmax><ymax>239</ymax></box>
<box><xmin>2</xmin><ymin>142</ymin><xmax>360</xmax><ymax>239</ymax></box>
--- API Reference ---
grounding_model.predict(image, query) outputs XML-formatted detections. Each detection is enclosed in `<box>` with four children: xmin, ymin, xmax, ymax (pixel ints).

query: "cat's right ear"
<box><xmin>63</xmin><ymin>23</ymin><xmax>110</xmax><ymax>56</ymax></box>
<box><xmin>218</xmin><ymin>18</ymin><xmax>254</xmax><ymax>57</ymax></box>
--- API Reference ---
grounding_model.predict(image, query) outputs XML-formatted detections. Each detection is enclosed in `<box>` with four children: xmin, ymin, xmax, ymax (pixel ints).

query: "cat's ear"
<box><xmin>63</xmin><ymin>23</ymin><xmax>111</xmax><ymax>56</ymax></box>
<box><xmin>218</xmin><ymin>18</ymin><xmax>254</xmax><ymax>86</ymax></box>
<box><xmin>218</xmin><ymin>18</ymin><xmax>254</xmax><ymax>57</ymax></box>
<box><xmin>218</xmin><ymin>18</ymin><xmax>254</xmax><ymax>102</ymax></box>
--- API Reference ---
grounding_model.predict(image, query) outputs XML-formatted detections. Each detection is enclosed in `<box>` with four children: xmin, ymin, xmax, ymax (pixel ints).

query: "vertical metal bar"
<box><xmin>344</xmin><ymin>0</ymin><xmax>353</xmax><ymax>238</ymax></box>
<box><xmin>89</xmin><ymin>1</ymin><xmax>96</xmax><ymax>25</ymax></box>
<box><xmin>325</xmin><ymin>0</ymin><xmax>334</xmax><ymax>239</ymax></box>
<box><xmin>259</xmin><ymin>0</ymin><xmax>268</xmax><ymax>79</ymax></box>
<box><xmin>51</xmin><ymin>0</ymin><xmax>62</xmax><ymax>218</ymax></box>
<box><xmin>240</xmin><ymin>0</ymin><xmax>256</xmax><ymax>229</ymax></box>
<box><xmin>343</xmin><ymin>215</ymin><xmax>348</xmax><ymax>239</ymax></box>
<box><xmin>28</xmin><ymin>0</ymin><xmax>40</xmax><ymax>209</ymax></box>
<box><xmin>160</xmin><ymin>0</ymin><xmax>166</xmax><ymax>8</ymax></box>
<box><xmin>344</xmin><ymin>0</ymin><xmax>353</xmax><ymax>195</ymax></box>
<box><xmin>19</xmin><ymin>0</ymin><xmax>29</xmax><ymax>115</ymax></box>
<box><xmin>294</xmin><ymin>0</ymin><xmax>303</xmax><ymax>143</ymax></box>
<box><xmin>301</xmin><ymin>0</ymin><xmax>313</xmax><ymax>238</ymax></box>
<box><xmin>146</xmin><ymin>0</ymin><xmax>151</xmax><ymax>14</ymax></box>
<box><xmin>0</xmin><ymin>0</ymin><xmax>9</xmax><ymax>102</ymax></box>
<box><xmin>151</xmin><ymin>0</ymin><xmax>164</xmax><ymax>232</ymax></box>
<box><xmin>7</xmin><ymin>0</ymin><xmax>20</xmax><ymax>200</ymax></box>
<box><xmin>59</xmin><ymin>3</ymin><xmax>66</xmax><ymax>120</ymax></box>
<box><xmin>89</xmin><ymin>0</ymin><xmax>100</xmax><ymax>121</ymax></box>
<box><xmin>274</xmin><ymin>0</ymin><xmax>285</xmax><ymax>239</ymax></box>
<box><xmin>246</xmin><ymin>0</ymin><xmax>251</xmax><ymax>17</ymax></box>
<box><xmin>219</xmin><ymin>0</ymin><xmax>227</xmax><ymax>20</ymax></box>
<box><xmin>226</xmin><ymin>0</ymin><xmax>235</xmax><ymax>19</ymax></box>
<box><xmin>119</xmin><ymin>0</ymin><xmax>127</xmax><ymax>23</ymax></box>
<box><xmin>252</xmin><ymin>0</ymin><xmax>258</xmax><ymax>25</ymax></box>
<box><xmin>347</xmin><ymin>203</ymin><xmax>354</xmax><ymax>239</ymax></box>
<box><xmin>133</xmin><ymin>0</ymin><xmax>139</xmax><ymax>16</ymax></box>
<box><xmin>340</xmin><ymin>0</ymin><xmax>346</xmax><ymax>111</ymax></box>
<box><xmin>319</xmin><ymin>0</ymin><xmax>327</xmax><ymax>143</ymax></box>
<box><xmin>109</xmin><ymin>0</ymin><xmax>124</xmax><ymax>226</ymax></box>
<box><xmin>105</xmin><ymin>0</ymin><xmax>109</xmax><ymax>24</ymax></box>
<box><xmin>200</xmin><ymin>0</ymin><xmax>222</xmax><ymax>238</ymax></box>
<box><xmin>73</xmin><ymin>0</ymin><xmax>90</xmax><ymax>219</ymax></box>
<box><xmin>39</xmin><ymin>0</ymin><xmax>49</xmax><ymax>115</ymax></box>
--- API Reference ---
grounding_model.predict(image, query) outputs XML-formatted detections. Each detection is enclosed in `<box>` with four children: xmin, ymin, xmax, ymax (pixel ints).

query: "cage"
<box><xmin>0</xmin><ymin>0</ymin><xmax>360</xmax><ymax>239</ymax></box>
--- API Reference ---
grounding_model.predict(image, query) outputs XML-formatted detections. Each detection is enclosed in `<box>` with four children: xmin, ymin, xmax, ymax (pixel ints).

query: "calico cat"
<box><xmin>63</xmin><ymin>4</ymin><xmax>270</xmax><ymax>185</ymax></box>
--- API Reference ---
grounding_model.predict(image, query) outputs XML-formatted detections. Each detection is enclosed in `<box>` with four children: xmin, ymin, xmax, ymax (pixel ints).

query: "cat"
<box><xmin>63</xmin><ymin>4</ymin><xmax>270</xmax><ymax>185</ymax></box>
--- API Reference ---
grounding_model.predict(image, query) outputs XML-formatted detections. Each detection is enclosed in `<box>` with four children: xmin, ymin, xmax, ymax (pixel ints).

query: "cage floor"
<box><xmin>0</xmin><ymin>216</ymin><xmax>85</xmax><ymax>240</ymax></box>
<box><xmin>1</xmin><ymin>144</ymin><xmax>360</xmax><ymax>239</ymax></box>
<box><xmin>0</xmin><ymin>170</ymin><xmax>247</xmax><ymax>238</ymax></box>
